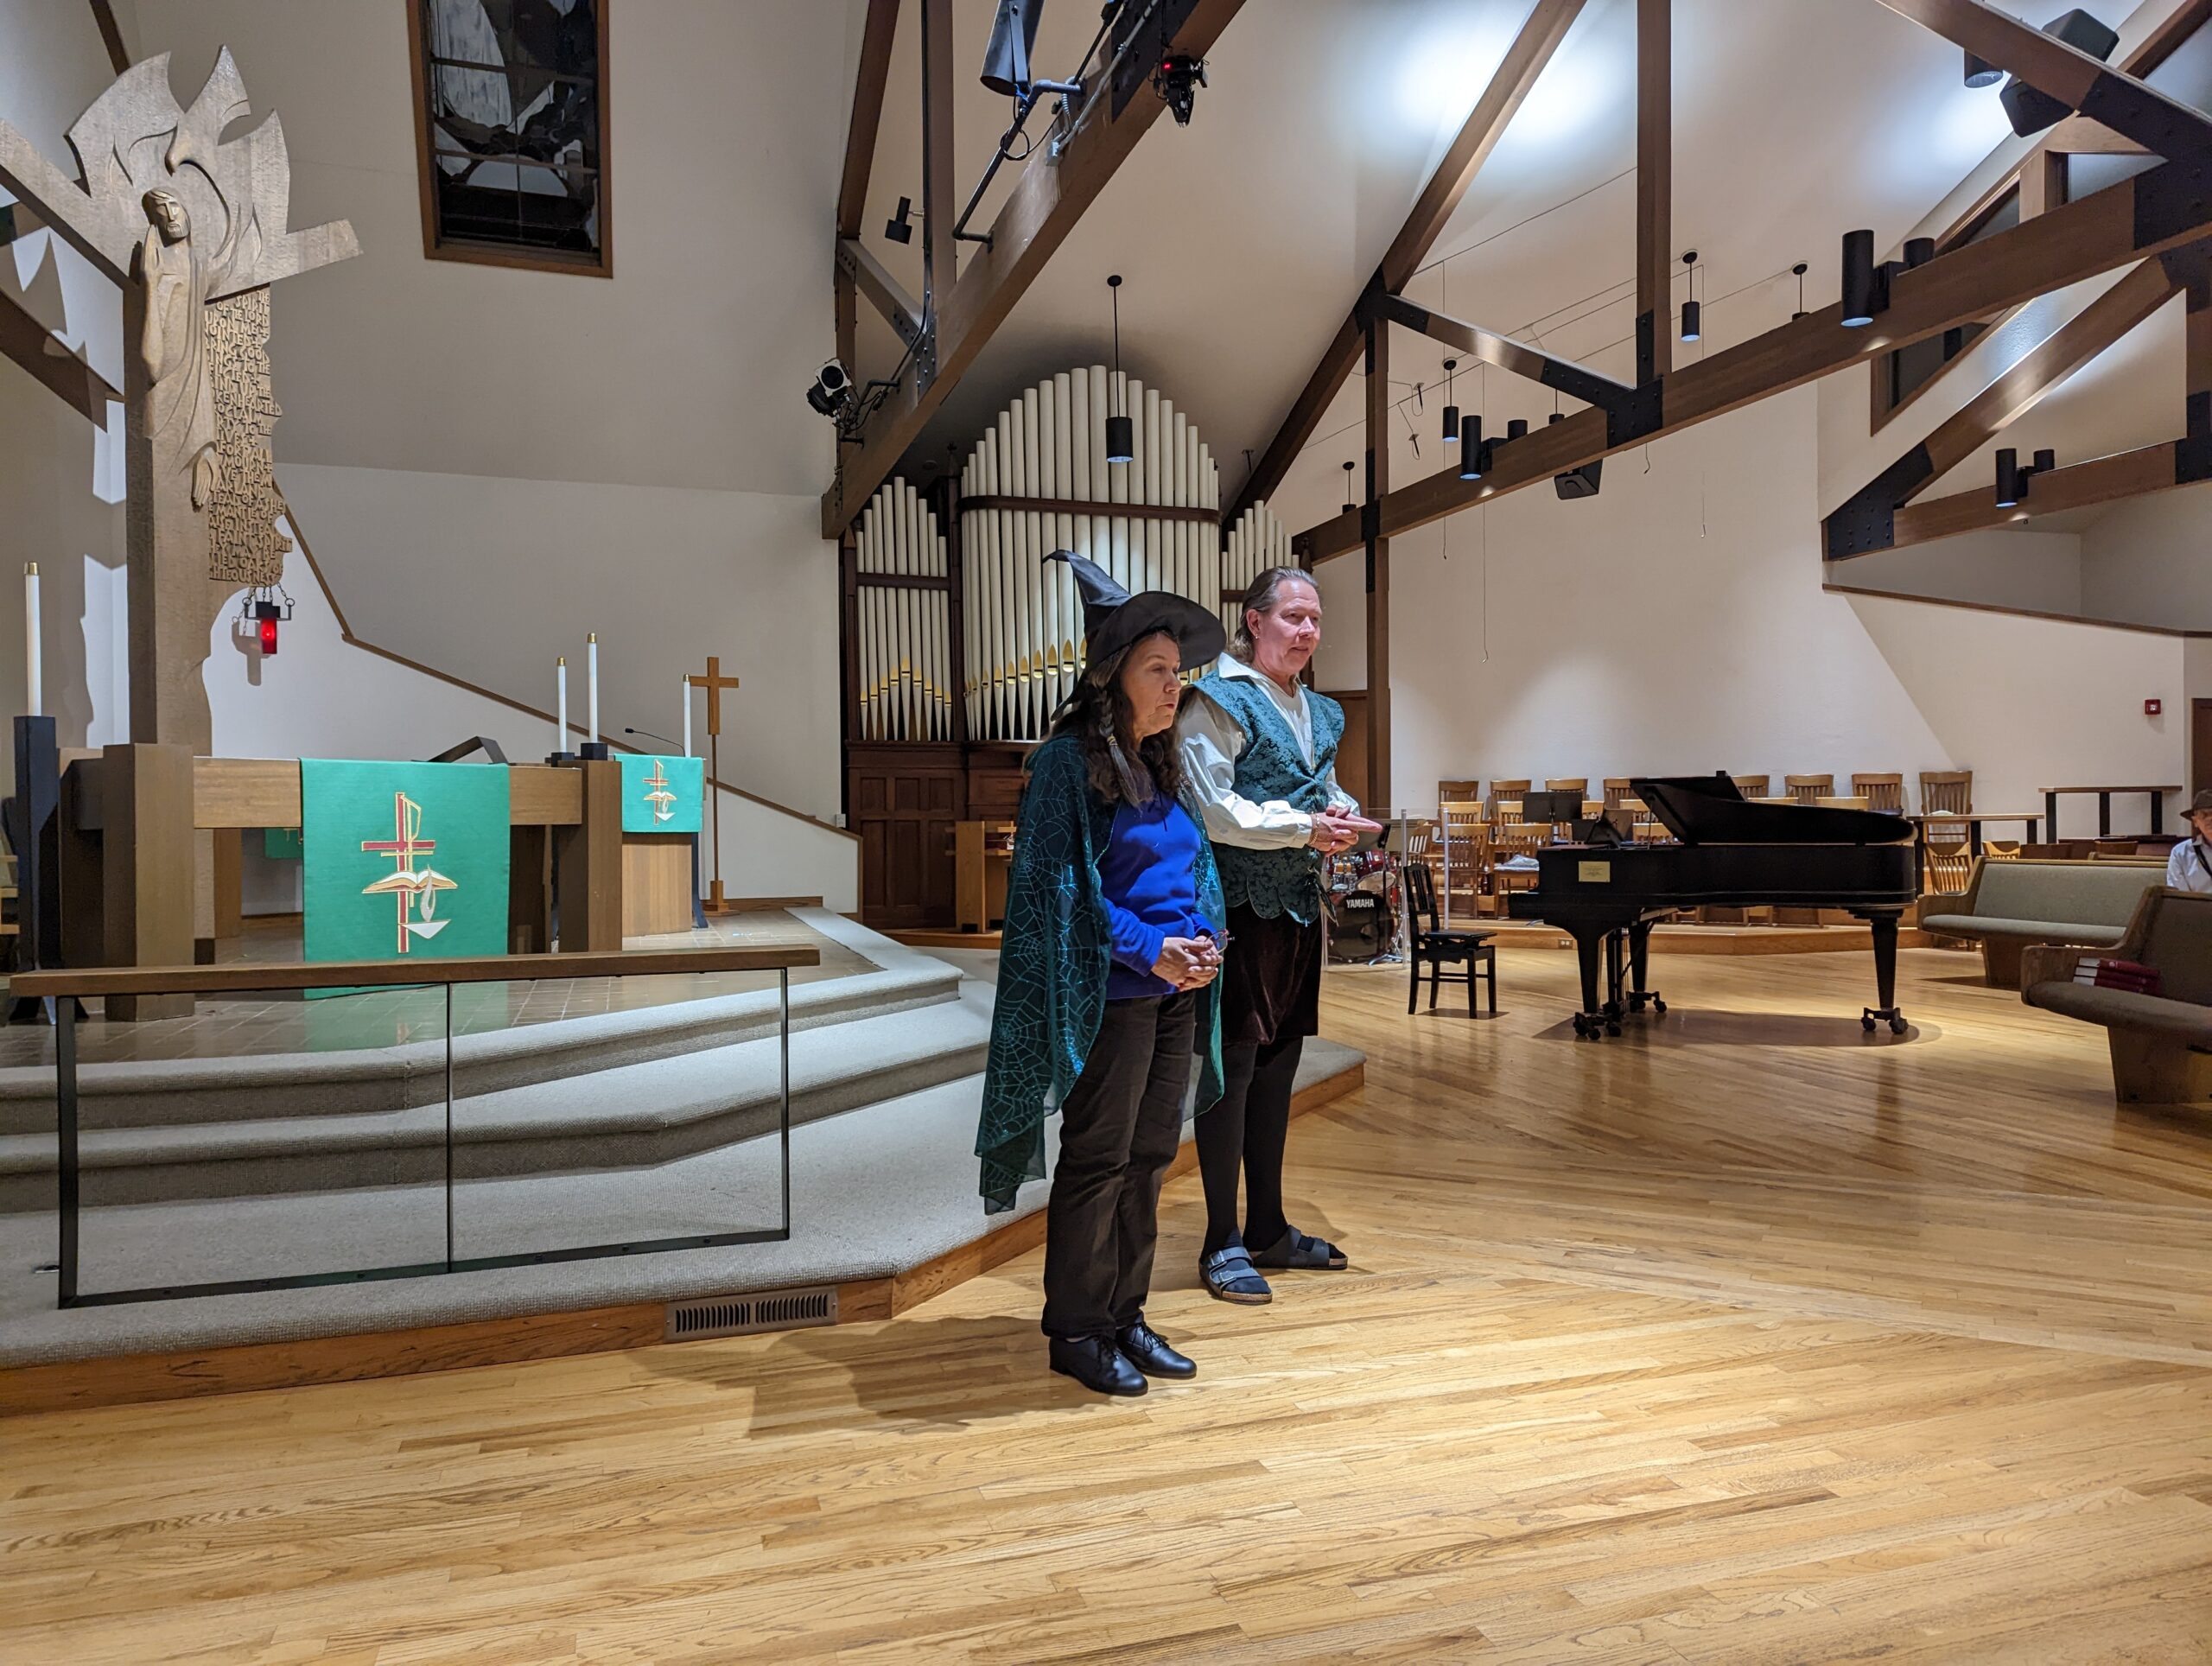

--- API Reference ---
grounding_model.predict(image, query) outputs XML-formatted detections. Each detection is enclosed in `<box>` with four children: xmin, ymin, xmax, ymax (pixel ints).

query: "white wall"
<box><xmin>2080</xmin><ymin>482</ymin><xmax>2212</xmax><ymax>629</ymax></box>
<box><xmin>274</xmin><ymin>464</ymin><xmax>840</xmax><ymax>822</ymax></box>
<box><xmin>203</xmin><ymin>522</ymin><xmax>858</xmax><ymax>912</ymax></box>
<box><xmin>1379</xmin><ymin>385</ymin><xmax>2184</xmax><ymax>830</ymax></box>
<box><xmin>1830</xmin><ymin>527</ymin><xmax>2084</xmax><ymax>616</ymax></box>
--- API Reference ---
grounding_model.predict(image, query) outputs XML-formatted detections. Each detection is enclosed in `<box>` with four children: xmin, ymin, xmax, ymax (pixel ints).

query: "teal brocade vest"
<box><xmin>1196</xmin><ymin>671</ymin><xmax>1346</xmax><ymax>925</ymax></box>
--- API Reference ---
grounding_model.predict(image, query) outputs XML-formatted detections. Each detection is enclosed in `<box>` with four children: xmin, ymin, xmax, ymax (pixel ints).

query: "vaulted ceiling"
<box><xmin>48</xmin><ymin>0</ymin><xmax>2190</xmax><ymax>535</ymax></box>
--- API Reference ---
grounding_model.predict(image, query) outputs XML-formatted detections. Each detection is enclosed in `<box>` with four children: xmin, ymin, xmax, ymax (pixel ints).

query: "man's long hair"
<box><xmin>1047</xmin><ymin>630</ymin><xmax>1186</xmax><ymax>808</ymax></box>
<box><xmin>1229</xmin><ymin>566</ymin><xmax>1315</xmax><ymax>664</ymax></box>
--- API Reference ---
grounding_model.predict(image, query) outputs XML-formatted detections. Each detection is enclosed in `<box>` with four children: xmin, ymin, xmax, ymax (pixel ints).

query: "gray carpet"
<box><xmin>0</xmin><ymin>910</ymin><xmax>1365</xmax><ymax>1367</ymax></box>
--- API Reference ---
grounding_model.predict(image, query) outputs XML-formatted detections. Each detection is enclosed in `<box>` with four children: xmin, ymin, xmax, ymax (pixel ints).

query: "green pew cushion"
<box><xmin>2024</xmin><ymin>982</ymin><xmax>2212</xmax><ymax>1040</ymax></box>
<box><xmin>1920</xmin><ymin>915</ymin><xmax>2128</xmax><ymax>945</ymax></box>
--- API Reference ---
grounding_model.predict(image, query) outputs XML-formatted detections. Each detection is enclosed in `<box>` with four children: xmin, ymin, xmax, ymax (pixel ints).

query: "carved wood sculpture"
<box><xmin>0</xmin><ymin>48</ymin><xmax>359</xmax><ymax>753</ymax></box>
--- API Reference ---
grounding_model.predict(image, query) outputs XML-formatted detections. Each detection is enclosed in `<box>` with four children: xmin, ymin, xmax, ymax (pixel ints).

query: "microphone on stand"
<box><xmin>623</xmin><ymin>727</ymin><xmax>682</xmax><ymax>750</ymax></box>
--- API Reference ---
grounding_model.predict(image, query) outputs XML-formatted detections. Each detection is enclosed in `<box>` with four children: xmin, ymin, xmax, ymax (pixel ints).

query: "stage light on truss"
<box><xmin>885</xmin><ymin>196</ymin><xmax>914</xmax><ymax>245</ymax></box>
<box><xmin>981</xmin><ymin>0</ymin><xmax>1040</xmax><ymax>97</ymax></box>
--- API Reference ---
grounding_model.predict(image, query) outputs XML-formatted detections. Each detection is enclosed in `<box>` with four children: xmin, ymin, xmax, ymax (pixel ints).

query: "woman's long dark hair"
<box><xmin>1047</xmin><ymin>629</ymin><xmax>1187</xmax><ymax>808</ymax></box>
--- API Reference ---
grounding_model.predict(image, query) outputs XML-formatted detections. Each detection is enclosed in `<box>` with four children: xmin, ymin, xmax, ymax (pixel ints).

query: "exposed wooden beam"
<box><xmin>1877</xmin><ymin>0</ymin><xmax>2212</xmax><ymax>162</ymax></box>
<box><xmin>1890</xmin><ymin>442</ymin><xmax>2189</xmax><ymax>547</ymax></box>
<box><xmin>1363</xmin><ymin>315</ymin><xmax>1392</xmax><ymax>808</ymax></box>
<box><xmin>1368</xmin><ymin>291</ymin><xmax>1634</xmax><ymax>412</ymax></box>
<box><xmin>837</xmin><ymin>236</ymin><xmax>925</xmax><ymax>353</ymax></box>
<box><xmin>86</xmin><ymin>0</ymin><xmax>128</xmax><ymax>73</ymax></box>
<box><xmin>836</xmin><ymin>0</ymin><xmax>901</xmax><ymax>239</ymax></box>
<box><xmin>918</xmin><ymin>0</ymin><xmax>956</xmax><ymax>343</ymax></box>
<box><xmin>1872</xmin><ymin>0</ymin><xmax>2210</xmax><ymax>431</ymax></box>
<box><xmin>1635</xmin><ymin>0</ymin><xmax>1671</xmax><ymax>385</ymax></box>
<box><xmin>1228</xmin><ymin>0</ymin><xmax>1586</xmax><ymax>525</ymax></box>
<box><xmin>823</xmin><ymin>0</ymin><xmax>1248</xmax><ymax>537</ymax></box>
<box><xmin>1298</xmin><ymin>156</ymin><xmax>2212</xmax><ymax>562</ymax></box>
<box><xmin>834</xmin><ymin>0</ymin><xmax>900</xmax><ymax>373</ymax></box>
<box><xmin>0</xmin><ymin>289</ymin><xmax>118</xmax><ymax>423</ymax></box>
<box><xmin>2046</xmin><ymin>114</ymin><xmax>2150</xmax><ymax>155</ymax></box>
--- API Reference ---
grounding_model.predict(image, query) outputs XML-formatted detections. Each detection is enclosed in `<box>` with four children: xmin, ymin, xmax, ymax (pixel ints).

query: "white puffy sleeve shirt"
<box><xmin>1179</xmin><ymin>655</ymin><xmax>1359</xmax><ymax>851</ymax></box>
<box><xmin>2165</xmin><ymin>837</ymin><xmax>2212</xmax><ymax>893</ymax></box>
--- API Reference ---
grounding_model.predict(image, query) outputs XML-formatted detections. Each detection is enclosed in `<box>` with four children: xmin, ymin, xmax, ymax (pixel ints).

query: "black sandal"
<box><xmin>1249</xmin><ymin>1225</ymin><xmax>1348</xmax><ymax>1270</ymax></box>
<box><xmin>1200</xmin><ymin>1238</ymin><xmax>1273</xmax><ymax>1304</ymax></box>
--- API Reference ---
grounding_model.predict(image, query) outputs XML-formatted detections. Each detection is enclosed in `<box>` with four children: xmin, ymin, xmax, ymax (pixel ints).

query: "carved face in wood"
<box><xmin>142</xmin><ymin>188</ymin><xmax>190</xmax><ymax>245</ymax></box>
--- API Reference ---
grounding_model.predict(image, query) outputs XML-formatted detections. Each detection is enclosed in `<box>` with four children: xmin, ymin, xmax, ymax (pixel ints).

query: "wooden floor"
<box><xmin>5</xmin><ymin>946</ymin><xmax>2210</xmax><ymax>1663</ymax></box>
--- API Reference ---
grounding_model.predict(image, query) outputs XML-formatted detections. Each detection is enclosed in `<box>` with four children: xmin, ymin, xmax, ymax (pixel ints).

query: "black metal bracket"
<box><xmin>1823</xmin><ymin>442</ymin><xmax>1936</xmax><ymax>560</ymax></box>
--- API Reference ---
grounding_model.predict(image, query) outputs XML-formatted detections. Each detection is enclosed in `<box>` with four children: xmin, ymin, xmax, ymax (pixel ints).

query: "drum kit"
<box><xmin>1325</xmin><ymin>843</ymin><xmax>1400</xmax><ymax>963</ymax></box>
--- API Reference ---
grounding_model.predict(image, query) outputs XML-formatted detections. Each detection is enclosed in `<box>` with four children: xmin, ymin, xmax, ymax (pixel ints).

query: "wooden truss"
<box><xmin>821</xmin><ymin>0</ymin><xmax>1249</xmax><ymax>537</ymax></box>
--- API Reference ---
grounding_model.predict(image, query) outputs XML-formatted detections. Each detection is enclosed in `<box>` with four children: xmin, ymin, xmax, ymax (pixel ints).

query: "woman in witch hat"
<box><xmin>976</xmin><ymin>550</ymin><xmax>1230</xmax><ymax>1398</ymax></box>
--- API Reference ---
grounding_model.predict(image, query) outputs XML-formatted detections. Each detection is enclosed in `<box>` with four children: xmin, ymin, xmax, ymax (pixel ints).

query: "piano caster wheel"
<box><xmin>1651</xmin><ymin>997</ymin><xmax>1667</xmax><ymax>1015</ymax></box>
<box><xmin>1861</xmin><ymin>1014</ymin><xmax>1876</xmax><ymax>1033</ymax></box>
<box><xmin>1889</xmin><ymin>1014</ymin><xmax>1908</xmax><ymax>1036</ymax></box>
<box><xmin>1606</xmin><ymin>1021</ymin><xmax>1621</xmax><ymax>1037</ymax></box>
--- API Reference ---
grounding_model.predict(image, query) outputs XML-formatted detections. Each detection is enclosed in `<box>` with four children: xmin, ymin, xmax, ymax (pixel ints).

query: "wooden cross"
<box><xmin>686</xmin><ymin>656</ymin><xmax>741</xmax><ymax>912</ymax></box>
<box><xmin>688</xmin><ymin>656</ymin><xmax>741</xmax><ymax>734</ymax></box>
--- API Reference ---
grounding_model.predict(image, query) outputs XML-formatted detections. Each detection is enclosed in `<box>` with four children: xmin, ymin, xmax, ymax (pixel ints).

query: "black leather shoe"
<box><xmin>1049</xmin><ymin>1334</ymin><xmax>1147</xmax><ymax>1396</ymax></box>
<box><xmin>1116</xmin><ymin>1319</ymin><xmax>1197</xmax><ymax>1380</ymax></box>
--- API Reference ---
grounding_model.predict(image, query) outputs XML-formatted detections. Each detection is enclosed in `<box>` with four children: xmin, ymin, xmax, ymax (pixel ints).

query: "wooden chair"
<box><xmin>1815</xmin><ymin>796</ymin><xmax>1870</xmax><ymax>811</ymax></box>
<box><xmin>1852</xmin><ymin>773</ymin><xmax>1905</xmax><ymax>813</ymax></box>
<box><xmin>1602</xmin><ymin>779</ymin><xmax>1636</xmax><ymax>811</ymax></box>
<box><xmin>1544</xmin><ymin>778</ymin><xmax>1588</xmax><ymax>798</ymax></box>
<box><xmin>1437</xmin><ymin>779</ymin><xmax>1483</xmax><ymax>811</ymax></box>
<box><xmin>1923</xmin><ymin>839</ymin><xmax>1974</xmax><ymax>897</ymax></box>
<box><xmin>1983</xmin><ymin>840</ymin><xmax>2023</xmax><ymax>861</ymax></box>
<box><xmin>1439</xmin><ymin>806</ymin><xmax>1491</xmax><ymax>917</ymax></box>
<box><xmin>1487</xmin><ymin>779</ymin><xmax>1531</xmax><ymax>816</ymax></box>
<box><xmin>1404</xmin><ymin>860</ymin><xmax>1497</xmax><ymax>1016</ymax></box>
<box><xmin>1732</xmin><ymin>774</ymin><xmax>1769</xmax><ymax>798</ymax></box>
<box><xmin>1920</xmin><ymin>770</ymin><xmax>1973</xmax><ymax>817</ymax></box>
<box><xmin>1784</xmin><ymin>774</ymin><xmax>1834</xmax><ymax>804</ymax></box>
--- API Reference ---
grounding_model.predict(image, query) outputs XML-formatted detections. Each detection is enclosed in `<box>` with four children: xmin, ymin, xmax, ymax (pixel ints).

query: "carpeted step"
<box><xmin>0</xmin><ymin>955</ymin><xmax>961</xmax><ymax>1138</ymax></box>
<box><xmin>0</xmin><ymin>1000</ymin><xmax>991</xmax><ymax>1208</ymax></box>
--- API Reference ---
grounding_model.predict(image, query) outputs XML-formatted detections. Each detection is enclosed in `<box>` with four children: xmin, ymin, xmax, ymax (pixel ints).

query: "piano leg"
<box><xmin>1859</xmin><ymin>911</ymin><xmax>1908</xmax><ymax>1035</ymax></box>
<box><xmin>1569</xmin><ymin>925</ymin><xmax>1607</xmax><ymax>1040</ymax></box>
<box><xmin>1625</xmin><ymin>919</ymin><xmax>1667</xmax><ymax>1016</ymax></box>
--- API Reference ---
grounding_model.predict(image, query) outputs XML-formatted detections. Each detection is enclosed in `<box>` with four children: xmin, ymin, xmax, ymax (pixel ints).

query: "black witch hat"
<box><xmin>1045</xmin><ymin>550</ymin><xmax>1225</xmax><ymax>671</ymax></box>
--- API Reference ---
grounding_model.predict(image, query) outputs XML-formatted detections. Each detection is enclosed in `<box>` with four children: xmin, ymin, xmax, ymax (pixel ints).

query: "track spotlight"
<box><xmin>1506</xmin><ymin>418</ymin><xmax>1529</xmax><ymax>441</ymax></box>
<box><xmin>1153</xmin><ymin>53</ymin><xmax>1206</xmax><ymax>126</ymax></box>
<box><xmin>1904</xmin><ymin>236</ymin><xmax>1935</xmax><ymax>268</ymax></box>
<box><xmin>980</xmin><ymin>0</ymin><xmax>1041</xmax><ymax>98</ymax></box>
<box><xmin>2000</xmin><ymin>8</ymin><xmax>2119</xmax><ymax>137</ymax></box>
<box><xmin>1995</xmin><ymin>447</ymin><xmax>2024</xmax><ymax>508</ymax></box>
<box><xmin>2034</xmin><ymin>448</ymin><xmax>2056</xmax><ymax>474</ymax></box>
<box><xmin>1548</xmin><ymin>411</ymin><xmax>1563</xmax><ymax>425</ymax></box>
<box><xmin>885</xmin><ymin>196</ymin><xmax>914</xmax><ymax>245</ymax></box>
<box><xmin>1963</xmin><ymin>49</ymin><xmax>2004</xmax><ymax>88</ymax></box>
<box><xmin>1343</xmin><ymin>460</ymin><xmax>1357</xmax><ymax>514</ymax></box>
<box><xmin>1458</xmin><ymin>416</ymin><xmax>1484</xmax><ymax>480</ymax></box>
<box><xmin>1840</xmin><ymin>229</ymin><xmax>1881</xmax><ymax>328</ymax></box>
<box><xmin>1441</xmin><ymin>359</ymin><xmax>1459</xmax><ymax>445</ymax></box>
<box><xmin>1106</xmin><ymin>275</ymin><xmax>1134</xmax><ymax>464</ymax></box>
<box><xmin>805</xmin><ymin>359</ymin><xmax>854</xmax><ymax>418</ymax></box>
<box><xmin>1680</xmin><ymin>251</ymin><xmax>1700</xmax><ymax>342</ymax></box>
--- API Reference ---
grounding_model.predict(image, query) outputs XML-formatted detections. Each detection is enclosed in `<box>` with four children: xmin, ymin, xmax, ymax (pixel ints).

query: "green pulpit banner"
<box><xmin>620</xmin><ymin>754</ymin><xmax>704</xmax><ymax>834</ymax></box>
<box><xmin>302</xmin><ymin>760</ymin><xmax>511</xmax><ymax>967</ymax></box>
<box><xmin>263</xmin><ymin>826</ymin><xmax>302</xmax><ymax>860</ymax></box>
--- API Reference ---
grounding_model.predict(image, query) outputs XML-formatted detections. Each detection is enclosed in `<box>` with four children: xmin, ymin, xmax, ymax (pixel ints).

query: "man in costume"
<box><xmin>1182</xmin><ymin>567</ymin><xmax>1378</xmax><ymax>1303</ymax></box>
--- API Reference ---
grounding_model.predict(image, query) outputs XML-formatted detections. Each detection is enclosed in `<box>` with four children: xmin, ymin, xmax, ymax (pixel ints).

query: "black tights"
<box><xmin>1196</xmin><ymin>1032</ymin><xmax>1305</xmax><ymax>1257</ymax></box>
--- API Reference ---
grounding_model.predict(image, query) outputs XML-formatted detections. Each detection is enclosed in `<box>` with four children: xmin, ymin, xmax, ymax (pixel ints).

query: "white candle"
<box><xmin>682</xmin><ymin>674</ymin><xmax>692</xmax><ymax>758</ymax></box>
<box><xmin>556</xmin><ymin>657</ymin><xmax>569</xmax><ymax>753</ymax></box>
<box><xmin>588</xmin><ymin>633</ymin><xmax>600</xmax><ymax>745</ymax></box>
<box><xmin>23</xmin><ymin>563</ymin><xmax>39</xmax><ymax>720</ymax></box>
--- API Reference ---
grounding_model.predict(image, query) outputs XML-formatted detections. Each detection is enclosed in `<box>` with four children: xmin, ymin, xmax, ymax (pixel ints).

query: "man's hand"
<box><xmin>1154</xmin><ymin>936</ymin><xmax>1222</xmax><ymax>990</ymax></box>
<box><xmin>1307</xmin><ymin>811</ymin><xmax>1370</xmax><ymax>855</ymax></box>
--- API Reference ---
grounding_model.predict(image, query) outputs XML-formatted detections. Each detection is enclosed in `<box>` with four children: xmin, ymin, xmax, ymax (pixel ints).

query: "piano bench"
<box><xmin>1410</xmin><ymin>931</ymin><xmax>1497</xmax><ymax>1017</ymax></box>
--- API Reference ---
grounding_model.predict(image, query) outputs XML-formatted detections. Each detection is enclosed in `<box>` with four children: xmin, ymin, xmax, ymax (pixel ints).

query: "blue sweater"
<box><xmin>1102</xmin><ymin>794</ymin><xmax>1209</xmax><ymax>1000</ymax></box>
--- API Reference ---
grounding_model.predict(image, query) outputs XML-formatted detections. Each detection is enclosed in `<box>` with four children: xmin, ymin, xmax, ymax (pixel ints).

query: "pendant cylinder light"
<box><xmin>1105</xmin><ymin>275</ymin><xmax>1134</xmax><ymax>464</ymax></box>
<box><xmin>1994</xmin><ymin>447</ymin><xmax>2024</xmax><ymax>508</ymax></box>
<box><xmin>1840</xmin><ymin>229</ymin><xmax>1878</xmax><ymax>327</ymax></box>
<box><xmin>2033</xmin><ymin>448</ymin><xmax>2056</xmax><ymax>474</ymax></box>
<box><xmin>1506</xmin><ymin>418</ymin><xmax>1529</xmax><ymax>440</ymax></box>
<box><xmin>1440</xmin><ymin>358</ymin><xmax>1459</xmax><ymax>445</ymax></box>
<box><xmin>1342</xmin><ymin>460</ymin><xmax>1356</xmax><ymax>515</ymax></box>
<box><xmin>1457</xmin><ymin>416</ymin><xmax>1484</xmax><ymax>480</ymax></box>
<box><xmin>1679</xmin><ymin>251</ymin><xmax>1700</xmax><ymax>343</ymax></box>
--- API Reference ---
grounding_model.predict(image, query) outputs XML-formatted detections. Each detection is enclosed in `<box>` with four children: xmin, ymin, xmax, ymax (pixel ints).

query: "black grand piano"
<box><xmin>1507</xmin><ymin>773</ymin><xmax>1921</xmax><ymax>1039</ymax></box>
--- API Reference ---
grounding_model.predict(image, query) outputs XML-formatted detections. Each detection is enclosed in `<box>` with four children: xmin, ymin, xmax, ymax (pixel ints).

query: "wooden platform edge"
<box><xmin>0</xmin><ymin>1058</ymin><xmax>1368</xmax><ymax>1417</ymax></box>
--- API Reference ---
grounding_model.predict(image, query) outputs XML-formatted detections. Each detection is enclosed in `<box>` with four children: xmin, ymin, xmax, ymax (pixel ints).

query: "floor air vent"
<box><xmin>665</xmin><ymin>1287</ymin><xmax>838</xmax><ymax>1340</ymax></box>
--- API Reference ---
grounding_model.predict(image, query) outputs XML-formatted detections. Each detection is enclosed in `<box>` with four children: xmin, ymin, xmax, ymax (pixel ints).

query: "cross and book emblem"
<box><xmin>359</xmin><ymin>792</ymin><xmax>458</xmax><ymax>952</ymax></box>
<box><xmin>641</xmin><ymin>759</ymin><xmax>679</xmax><ymax>823</ymax></box>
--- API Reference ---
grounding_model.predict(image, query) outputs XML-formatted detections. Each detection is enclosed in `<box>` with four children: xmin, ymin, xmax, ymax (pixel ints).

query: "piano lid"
<box><xmin>1631</xmin><ymin>773</ymin><xmax>1915</xmax><ymax>847</ymax></box>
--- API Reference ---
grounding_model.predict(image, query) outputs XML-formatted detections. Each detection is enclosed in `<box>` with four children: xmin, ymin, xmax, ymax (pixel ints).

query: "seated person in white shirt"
<box><xmin>2164</xmin><ymin>790</ymin><xmax>2212</xmax><ymax>893</ymax></box>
